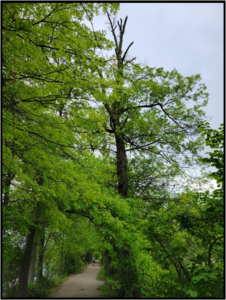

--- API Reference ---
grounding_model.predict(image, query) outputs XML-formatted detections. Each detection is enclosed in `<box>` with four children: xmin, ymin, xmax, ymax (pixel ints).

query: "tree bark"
<box><xmin>115</xmin><ymin>134</ymin><xmax>129</xmax><ymax>197</ymax></box>
<box><xmin>104</xmin><ymin>250</ymin><xmax>111</xmax><ymax>276</ymax></box>
<box><xmin>208</xmin><ymin>236</ymin><xmax>223</xmax><ymax>265</ymax></box>
<box><xmin>179</xmin><ymin>261</ymin><xmax>190</xmax><ymax>282</ymax></box>
<box><xmin>28</xmin><ymin>242</ymin><xmax>37</xmax><ymax>282</ymax></box>
<box><xmin>16</xmin><ymin>228</ymin><xmax>36</xmax><ymax>298</ymax></box>
<box><xmin>16</xmin><ymin>175</ymin><xmax>44</xmax><ymax>297</ymax></box>
<box><xmin>37</xmin><ymin>228</ymin><xmax>45</xmax><ymax>282</ymax></box>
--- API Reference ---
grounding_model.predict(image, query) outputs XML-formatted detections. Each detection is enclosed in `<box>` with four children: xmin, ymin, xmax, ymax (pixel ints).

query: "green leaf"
<box><xmin>186</xmin><ymin>289</ymin><xmax>198</xmax><ymax>297</ymax></box>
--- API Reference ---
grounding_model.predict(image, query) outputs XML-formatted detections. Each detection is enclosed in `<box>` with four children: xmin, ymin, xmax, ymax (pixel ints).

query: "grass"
<box><xmin>78</xmin><ymin>263</ymin><xmax>87</xmax><ymax>274</ymax></box>
<box><xmin>27</xmin><ymin>275</ymin><xmax>70</xmax><ymax>298</ymax></box>
<box><xmin>96</xmin><ymin>265</ymin><xmax>119</xmax><ymax>298</ymax></box>
<box><xmin>97</xmin><ymin>285</ymin><xmax>117</xmax><ymax>298</ymax></box>
<box><xmin>47</xmin><ymin>275</ymin><xmax>69</xmax><ymax>296</ymax></box>
<box><xmin>96</xmin><ymin>265</ymin><xmax>105</xmax><ymax>280</ymax></box>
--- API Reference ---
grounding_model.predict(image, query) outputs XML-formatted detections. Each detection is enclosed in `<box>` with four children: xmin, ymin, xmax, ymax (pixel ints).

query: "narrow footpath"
<box><xmin>49</xmin><ymin>261</ymin><xmax>105</xmax><ymax>298</ymax></box>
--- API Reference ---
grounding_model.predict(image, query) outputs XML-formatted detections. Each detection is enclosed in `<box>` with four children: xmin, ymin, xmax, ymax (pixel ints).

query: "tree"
<box><xmin>73</xmin><ymin>13</ymin><xmax>209</xmax><ymax>296</ymax></box>
<box><xmin>2</xmin><ymin>3</ymin><xmax>120</xmax><ymax>297</ymax></box>
<box><xmin>142</xmin><ymin>123</ymin><xmax>224</xmax><ymax>298</ymax></box>
<box><xmin>2</xmin><ymin>4</ymin><xmax>223</xmax><ymax>299</ymax></box>
<box><xmin>198</xmin><ymin>122</ymin><xmax>224</xmax><ymax>187</ymax></box>
<box><xmin>83</xmin><ymin>12</ymin><xmax>209</xmax><ymax>199</ymax></box>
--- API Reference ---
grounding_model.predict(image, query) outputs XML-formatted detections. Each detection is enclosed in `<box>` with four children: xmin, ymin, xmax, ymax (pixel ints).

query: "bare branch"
<box><xmin>159</xmin><ymin>104</ymin><xmax>188</xmax><ymax>133</ymax></box>
<box><xmin>122</xmin><ymin>16</ymin><xmax>128</xmax><ymax>35</ymax></box>
<box><xmin>124</xmin><ymin>57</ymin><xmax>136</xmax><ymax>65</ymax></box>
<box><xmin>121</xmin><ymin>102</ymin><xmax>162</xmax><ymax>113</ymax></box>
<box><xmin>106</xmin><ymin>11</ymin><xmax>118</xmax><ymax>50</ymax></box>
<box><xmin>96</xmin><ymin>68</ymin><xmax>114</xmax><ymax>116</ymax></box>
<box><xmin>122</xmin><ymin>41</ymin><xmax>134</xmax><ymax>62</ymax></box>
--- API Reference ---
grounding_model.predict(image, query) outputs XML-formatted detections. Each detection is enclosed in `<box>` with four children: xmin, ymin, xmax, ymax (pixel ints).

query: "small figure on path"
<box><xmin>92</xmin><ymin>256</ymin><xmax>96</xmax><ymax>266</ymax></box>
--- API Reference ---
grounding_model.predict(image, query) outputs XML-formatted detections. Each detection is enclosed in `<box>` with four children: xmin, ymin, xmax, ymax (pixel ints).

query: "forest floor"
<box><xmin>48</xmin><ymin>260</ymin><xmax>105</xmax><ymax>298</ymax></box>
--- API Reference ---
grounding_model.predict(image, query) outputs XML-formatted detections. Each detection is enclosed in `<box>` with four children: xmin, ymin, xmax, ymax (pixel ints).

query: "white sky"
<box><xmin>92</xmin><ymin>2</ymin><xmax>223</xmax><ymax>130</ymax></box>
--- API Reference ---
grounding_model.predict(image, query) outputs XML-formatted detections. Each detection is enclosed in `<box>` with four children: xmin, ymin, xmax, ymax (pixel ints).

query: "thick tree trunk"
<box><xmin>17</xmin><ymin>176</ymin><xmax>44</xmax><ymax>297</ymax></box>
<box><xmin>104</xmin><ymin>250</ymin><xmax>111</xmax><ymax>276</ymax></box>
<box><xmin>115</xmin><ymin>135</ymin><xmax>129</xmax><ymax>197</ymax></box>
<box><xmin>28</xmin><ymin>242</ymin><xmax>37</xmax><ymax>282</ymax></box>
<box><xmin>16</xmin><ymin>228</ymin><xmax>36</xmax><ymax>298</ymax></box>
<box><xmin>37</xmin><ymin>229</ymin><xmax>45</xmax><ymax>282</ymax></box>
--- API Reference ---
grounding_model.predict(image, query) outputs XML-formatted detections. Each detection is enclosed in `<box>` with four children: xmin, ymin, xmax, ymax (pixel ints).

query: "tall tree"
<box><xmin>2</xmin><ymin>3</ymin><xmax>120</xmax><ymax>297</ymax></box>
<box><xmin>3</xmin><ymin>4</ymin><xmax>223</xmax><ymax>299</ymax></box>
<box><xmin>80</xmin><ymin>13</ymin><xmax>211</xmax><ymax>297</ymax></box>
<box><xmin>84</xmin><ymin>12</ymin><xmax>209</xmax><ymax>199</ymax></box>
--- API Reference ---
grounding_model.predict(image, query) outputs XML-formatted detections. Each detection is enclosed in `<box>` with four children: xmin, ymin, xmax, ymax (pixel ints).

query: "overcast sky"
<box><xmin>92</xmin><ymin>2</ymin><xmax>223</xmax><ymax>130</ymax></box>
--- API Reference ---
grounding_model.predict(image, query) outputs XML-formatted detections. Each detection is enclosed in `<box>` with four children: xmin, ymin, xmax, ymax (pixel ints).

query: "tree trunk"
<box><xmin>37</xmin><ymin>229</ymin><xmax>45</xmax><ymax>282</ymax></box>
<box><xmin>28</xmin><ymin>242</ymin><xmax>37</xmax><ymax>282</ymax></box>
<box><xmin>16</xmin><ymin>228</ymin><xmax>36</xmax><ymax>298</ymax></box>
<box><xmin>179</xmin><ymin>261</ymin><xmax>190</xmax><ymax>282</ymax></box>
<box><xmin>174</xmin><ymin>262</ymin><xmax>182</xmax><ymax>281</ymax></box>
<box><xmin>104</xmin><ymin>250</ymin><xmax>111</xmax><ymax>276</ymax></box>
<box><xmin>86</xmin><ymin>252</ymin><xmax>91</xmax><ymax>263</ymax></box>
<box><xmin>17</xmin><ymin>175</ymin><xmax>44</xmax><ymax>296</ymax></box>
<box><xmin>115</xmin><ymin>135</ymin><xmax>128</xmax><ymax>197</ymax></box>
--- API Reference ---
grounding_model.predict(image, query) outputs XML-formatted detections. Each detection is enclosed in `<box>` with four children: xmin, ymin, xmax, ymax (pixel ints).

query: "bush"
<box><xmin>105</xmin><ymin>277</ymin><xmax>121</xmax><ymax>291</ymax></box>
<box><xmin>63</xmin><ymin>253</ymin><xmax>84</xmax><ymax>275</ymax></box>
<box><xmin>96</xmin><ymin>266</ymin><xmax>105</xmax><ymax>280</ymax></box>
<box><xmin>97</xmin><ymin>285</ymin><xmax>117</xmax><ymax>298</ymax></box>
<box><xmin>2</xmin><ymin>241</ymin><xmax>23</xmax><ymax>298</ymax></box>
<box><xmin>27</xmin><ymin>281</ymin><xmax>48</xmax><ymax>298</ymax></box>
<box><xmin>27</xmin><ymin>275</ymin><xmax>69</xmax><ymax>298</ymax></box>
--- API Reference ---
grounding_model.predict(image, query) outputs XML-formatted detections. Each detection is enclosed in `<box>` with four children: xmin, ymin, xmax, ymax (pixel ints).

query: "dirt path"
<box><xmin>49</xmin><ymin>260</ymin><xmax>105</xmax><ymax>298</ymax></box>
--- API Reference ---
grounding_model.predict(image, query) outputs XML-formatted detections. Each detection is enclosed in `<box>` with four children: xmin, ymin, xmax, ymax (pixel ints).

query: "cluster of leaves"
<box><xmin>97</xmin><ymin>122</ymin><xmax>224</xmax><ymax>298</ymax></box>
<box><xmin>2</xmin><ymin>236</ymin><xmax>24</xmax><ymax>297</ymax></box>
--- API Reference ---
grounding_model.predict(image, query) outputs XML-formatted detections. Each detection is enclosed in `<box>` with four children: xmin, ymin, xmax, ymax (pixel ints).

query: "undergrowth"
<box><xmin>98</xmin><ymin>285</ymin><xmax>117</xmax><ymax>298</ymax></box>
<box><xmin>27</xmin><ymin>275</ymin><xmax>68</xmax><ymax>298</ymax></box>
<box><xmin>27</xmin><ymin>264</ymin><xmax>87</xmax><ymax>298</ymax></box>
<box><xmin>96</xmin><ymin>264</ymin><xmax>119</xmax><ymax>298</ymax></box>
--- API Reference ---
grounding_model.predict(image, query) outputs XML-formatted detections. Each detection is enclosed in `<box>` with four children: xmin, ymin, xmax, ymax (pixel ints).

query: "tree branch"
<box><xmin>122</xmin><ymin>41</ymin><xmax>134</xmax><ymax>62</ymax></box>
<box><xmin>106</xmin><ymin>11</ymin><xmax>118</xmax><ymax>51</ymax></box>
<box><xmin>32</xmin><ymin>6</ymin><xmax>59</xmax><ymax>26</ymax></box>
<box><xmin>121</xmin><ymin>102</ymin><xmax>162</xmax><ymax>113</ymax></box>
<box><xmin>208</xmin><ymin>236</ymin><xmax>223</xmax><ymax>265</ymax></box>
<box><xmin>160</xmin><ymin>104</ymin><xmax>188</xmax><ymax>133</ymax></box>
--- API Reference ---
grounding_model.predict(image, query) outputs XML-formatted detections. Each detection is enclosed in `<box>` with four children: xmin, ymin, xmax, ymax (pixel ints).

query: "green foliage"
<box><xmin>2</xmin><ymin>239</ymin><xmax>24</xmax><ymax>298</ymax></box>
<box><xmin>63</xmin><ymin>253</ymin><xmax>84</xmax><ymax>275</ymax></box>
<box><xmin>96</xmin><ymin>265</ymin><xmax>105</xmax><ymax>281</ymax></box>
<box><xmin>2</xmin><ymin>3</ymin><xmax>223</xmax><ymax>299</ymax></box>
<box><xmin>27</xmin><ymin>275</ymin><xmax>69</xmax><ymax>298</ymax></box>
<box><xmin>97</xmin><ymin>285</ymin><xmax>117</xmax><ymax>297</ymax></box>
<box><xmin>27</xmin><ymin>281</ymin><xmax>48</xmax><ymax>298</ymax></box>
<box><xmin>96</xmin><ymin>265</ymin><xmax>119</xmax><ymax>298</ymax></box>
<box><xmin>198</xmin><ymin>122</ymin><xmax>224</xmax><ymax>184</ymax></box>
